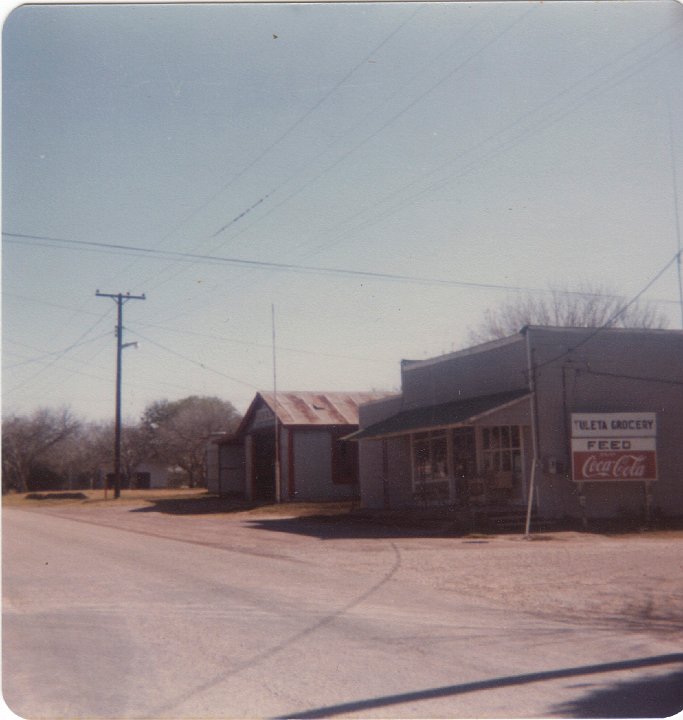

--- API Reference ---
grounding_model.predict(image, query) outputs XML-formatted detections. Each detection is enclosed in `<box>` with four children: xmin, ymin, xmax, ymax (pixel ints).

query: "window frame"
<box><xmin>481</xmin><ymin>424</ymin><xmax>522</xmax><ymax>474</ymax></box>
<box><xmin>411</xmin><ymin>430</ymin><xmax>450</xmax><ymax>488</ymax></box>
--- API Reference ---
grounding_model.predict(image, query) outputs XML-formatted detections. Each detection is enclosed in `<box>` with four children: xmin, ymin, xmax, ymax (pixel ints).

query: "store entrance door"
<box><xmin>252</xmin><ymin>431</ymin><xmax>276</xmax><ymax>501</ymax></box>
<box><xmin>452</xmin><ymin>427</ymin><xmax>477</xmax><ymax>506</ymax></box>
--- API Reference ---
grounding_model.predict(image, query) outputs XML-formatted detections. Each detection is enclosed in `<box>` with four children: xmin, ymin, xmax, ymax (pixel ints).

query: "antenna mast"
<box><xmin>668</xmin><ymin>98</ymin><xmax>683</xmax><ymax>328</ymax></box>
<box><xmin>272</xmin><ymin>303</ymin><xmax>281</xmax><ymax>503</ymax></box>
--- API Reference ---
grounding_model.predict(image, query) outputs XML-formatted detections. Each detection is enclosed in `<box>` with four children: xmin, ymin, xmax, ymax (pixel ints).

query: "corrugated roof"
<box><xmin>346</xmin><ymin>389</ymin><xmax>531</xmax><ymax>440</ymax></box>
<box><xmin>215</xmin><ymin>390</ymin><xmax>396</xmax><ymax>443</ymax></box>
<box><xmin>259</xmin><ymin>391</ymin><xmax>393</xmax><ymax>426</ymax></box>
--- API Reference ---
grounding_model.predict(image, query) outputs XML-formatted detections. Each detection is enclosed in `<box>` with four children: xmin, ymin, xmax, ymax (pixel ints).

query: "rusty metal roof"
<box><xmin>214</xmin><ymin>391</ymin><xmax>396</xmax><ymax>444</ymax></box>
<box><xmin>259</xmin><ymin>391</ymin><xmax>393</xmax><ymax>426</ymax></box>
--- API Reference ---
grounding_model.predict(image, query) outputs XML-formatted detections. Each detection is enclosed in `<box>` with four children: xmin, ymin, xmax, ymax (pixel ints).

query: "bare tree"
<box><xmin>118</xmin><ymin>424</ymin><xmax>152</xmax><ymax>488</ymax></box>
<box><xmin>141</xmin><ymin>396</ymin><xmax>241</xmax><ymax>487</ymax></box>
<box><xmin>42</xmin><ymin>425</ymin><xmax>92</xmax><ymax>490</ymax></box>
<box><xmin>468</xmin><ymin>282</ymin><xmax>669</xmax><ymax>344</ymax></box>
<box><xmin>2</xmin><ymin>407</ymin><xmax>80</xmax><ymax>493</ymax></box>
<box><xmin>75</xmin><ymin>421</ymin><xmax>113</xmax><ymax>487</ymax></box>
<box><xmin>52</xmin><ymin>421</ymin><xmax>150</xmax><ymax>489</ymax></box>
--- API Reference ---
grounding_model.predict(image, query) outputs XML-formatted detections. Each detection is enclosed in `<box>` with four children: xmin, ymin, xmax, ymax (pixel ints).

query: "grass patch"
<box><xmin>3</xmin><ymin>489</ymin><xmax>356</xmax><ymax>519</ymax></box>
<box><xmin>3</xmin><ymin>487</ymin><xmax>208</xmax><ymax>508</ymax></box>
<box><xmin>132</xmin><ymin>496</ymin><xmax>356</xmax><ymax>517</ymax></box>
<box><xmin>25</xmin><ymin>492</ymin><xmax>89</xmax><ymax>501</ymax></box>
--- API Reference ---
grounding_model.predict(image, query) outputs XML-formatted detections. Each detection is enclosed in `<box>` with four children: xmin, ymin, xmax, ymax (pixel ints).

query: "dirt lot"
<box><xmin>6</xmin><ymin>489</ymin><xmax>683</xmax><ymax>637</ymax></box>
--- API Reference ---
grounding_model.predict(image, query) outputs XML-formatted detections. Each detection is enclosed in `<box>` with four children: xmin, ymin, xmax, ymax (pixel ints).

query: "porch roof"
<box><xmin>347</xmin><ymin>389</ymin><xmax>531</xmax><ymax>440</ymax></box>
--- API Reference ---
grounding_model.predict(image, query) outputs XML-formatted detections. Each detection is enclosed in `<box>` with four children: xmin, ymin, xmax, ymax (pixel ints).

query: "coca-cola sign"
<box><xmin>573</xmin><ymin>451</ymin><xmax>657</xmax><ymax>482</ymax></box>
<box><xmin>571</xmin><ymin>412</ymin><xmax>657</xmax><ymax>482</ymax></box>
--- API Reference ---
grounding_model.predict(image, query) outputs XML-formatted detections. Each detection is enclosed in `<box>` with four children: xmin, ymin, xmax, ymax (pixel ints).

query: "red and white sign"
<box><xmin>571</xmin><ymin>413</ymin><xmax>657</xmax><ymax>482</ymax></box>
<box><xmin>572</xmin><ymin>450</ymin><xmax>657</xmax><ymax>481</ymax></box>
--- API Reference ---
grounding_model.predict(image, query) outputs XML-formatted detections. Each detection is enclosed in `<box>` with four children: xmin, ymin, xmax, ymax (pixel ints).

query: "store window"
<box><xmin>452</xmin><ymin>427</ymin><xmax>476</xmax><ymax>478</ymax></box>
<box><xmin>412</xmin><ymin>431</ymin><xmax>448</xmax><ymax>482</ymax></box>
<box><xmin>412</xmin><ymin>430</ymin><xmax>450</xmax><ymax>503</ymax></box>
<box><xmin>482</xmin><ymin>425</ymin><xmax>521</xmax><ymax>474</ymax></box>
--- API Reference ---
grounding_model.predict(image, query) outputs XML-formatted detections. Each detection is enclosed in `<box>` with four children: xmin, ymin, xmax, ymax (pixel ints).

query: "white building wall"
<box><xmin>135</xmin><ymin>462</ymin><xmax>168</xmax><ymax>488</ymax></box>
<box><xmin>293</xmin><ymin>430</ymin><xmax>330</xmax><ymax>500</ymax></box>
<box><xmin>292</xmin><ymin>430</ymin><xmax>357</xmax><ymax>502</ymax></box>
<box><xmin>357</xmin><ymin>395</ymin><xmax>405</xmax><ymax>509</ymax></box>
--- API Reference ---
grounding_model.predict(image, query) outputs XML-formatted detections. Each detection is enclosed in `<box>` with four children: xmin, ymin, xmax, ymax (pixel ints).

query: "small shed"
<box><xmin>98</xmin><ymin>461</ymin><xmax>173</xmax><ymax>490</ymax></box>
<box><xmin>207</xmin><ymin>391</ymin><xmax>392</xmax><ymax>502</ymax></box>
<box><xmin>132</xmin><ymin>462</ymin><xmax>171</xmax><ymax>489</ymax></box>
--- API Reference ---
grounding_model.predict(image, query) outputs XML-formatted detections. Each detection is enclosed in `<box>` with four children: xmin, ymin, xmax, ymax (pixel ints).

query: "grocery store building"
<box><xmin>352</xmin><ymin>326</ymin><xmax>683</xmax><ymax>522</ymax></box>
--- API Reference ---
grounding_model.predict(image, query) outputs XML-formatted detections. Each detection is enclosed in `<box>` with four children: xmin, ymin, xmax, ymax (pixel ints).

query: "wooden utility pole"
<box><xmin>96</xmin><ymin>291</ymin><xmax>145</xmax><ymax>499</ymax></box>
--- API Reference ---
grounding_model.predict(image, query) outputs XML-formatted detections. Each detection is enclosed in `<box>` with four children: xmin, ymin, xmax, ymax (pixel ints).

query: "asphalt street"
<box><xmin>3</xmin><ymin>507</ymin><xmax>682</xmax><ymax>718</ymax></box>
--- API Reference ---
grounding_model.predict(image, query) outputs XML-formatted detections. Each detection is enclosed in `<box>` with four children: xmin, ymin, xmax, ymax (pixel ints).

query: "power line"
<box><xmin>4</xmin><ymin>307</ymin><xmax>113</xmax><ymax>396</ymax></box>
<box><xmin>302</xmin><ymin>27</ymin><xmax>682</xmax><ymax>260</ymax></box>
<box><xmin>532</xmin><ymin>251</ymin><xmax>682</xmax><ymax>374</ymax></box>
<box><xmin>2</xmin><ymin>291</ymin><xmax>106</xmax><ymax>317</ymax></box>
<box><xmin>126</xmin><ymin>328</ymin><xmax>260</xmax><ymax>390</ymax></box>
<box><xmin>3</xmin><ymin>331</ymin><xmax>113</xmax><ymax>369</ymax></box>
<box><xmin>207</xmin><ymin>6</ymin><xmax>474</xmax><ymax>251</ymax></box>
<box><xmin>6</xmin><ymin>344</ymin><xmax>232</xmax><ymax>399</ymax></box>
<box><xmin>113</xmin><ymin>6</ymin><xmax>424</xmax><ymax>299</ymax></box>
<box><xmin>205</xmin><ymin>5</ymin><xmax>537</xmax><ymax>271</ymax></box>
<box><xmin>128</xmin><ymin>320</ymin><xmax>395</xmax><ymax>366</ymax></box>
<box><xmin>6</xmin><ymin>231</ymin><xmax>681</xmax><ymax>305</ymax></box>
<box><xmin>209</xmin><ymin>5</ymin><xmax>423</xmax><ymax>242</ymax></box>
<box><xmin>581</xmin><ymin>368</ymin><xmax>683</xmax><ymax>387</ymax></box>
<box><xmin>2</xmin><ymin>290</ymin><xmax>395</xmax><ymax>366</ymax></box>
<box><xmin>178</xmin><ymin>15</ymin><xmax>678</xmax><ymax>308</ymax></box>
<box><xmin>130</xmin><ymin>7</ymin><xmax>531</xmax><ymax>307</ymax></box>
<box><xmin>0</xmin><ymin>231</ymin><xmax>536</xmax><ymax>289</ymax></box>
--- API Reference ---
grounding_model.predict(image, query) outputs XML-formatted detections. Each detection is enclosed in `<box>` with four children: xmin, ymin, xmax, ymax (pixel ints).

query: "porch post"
<box><xmin>524</xmin><ymin>458</ymin><xmax>538</xmax><ymax>536</ymax></box>
<box><xmin>524</xmin><ymin>328</ymin><xmax>542</xmax><ymax>537</ymax></box>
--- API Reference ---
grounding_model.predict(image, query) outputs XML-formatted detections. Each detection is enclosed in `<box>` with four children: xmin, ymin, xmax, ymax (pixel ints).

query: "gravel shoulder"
<box><xmin>6</xmin><ymin>491</ymin><xmax>683</xmax><ymax>638</ymax></box>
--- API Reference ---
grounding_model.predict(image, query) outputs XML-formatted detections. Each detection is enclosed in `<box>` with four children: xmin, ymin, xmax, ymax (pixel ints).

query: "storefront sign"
<box><xmin>571</xmin><ymin>412</ymin><xmax>656</xmax><ymax>438</ymax></box>
<box><xmin>571</xmin><ymin>413</ymin><xmax>657</xmax><ymax>482</ymax></box>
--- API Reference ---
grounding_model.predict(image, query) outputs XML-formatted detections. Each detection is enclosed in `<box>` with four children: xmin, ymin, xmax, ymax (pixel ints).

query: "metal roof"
<box><xmin>346</xmin><ymin>389</ymin><xmax>531</xmax><ymax>441</ymax></box>
<box><xmin>215</xmin><ymin>391</ymin><xmax>396</xmax><ymax>443</ymax></box>
<box><xmin>259</xmin><ymin>391</ymin><xmax>393</xmax><ymax>426</ymax></box>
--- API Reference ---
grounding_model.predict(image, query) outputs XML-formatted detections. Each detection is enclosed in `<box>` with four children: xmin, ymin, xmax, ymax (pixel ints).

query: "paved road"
<box><xmin>3</xmin><ymin>507</ymin><xmax>682</xmax><ymax>718</ymax></box>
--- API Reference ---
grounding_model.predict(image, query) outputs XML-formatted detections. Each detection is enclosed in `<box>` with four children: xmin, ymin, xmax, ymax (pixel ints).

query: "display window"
<box><xmin>482</xmin><ymin>425</ymin><xmax>521</xmax><ymax>474</ymax></box>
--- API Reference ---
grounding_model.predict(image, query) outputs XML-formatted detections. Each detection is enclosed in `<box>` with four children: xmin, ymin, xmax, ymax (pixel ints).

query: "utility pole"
<box><xmin>96</xmin><ymin>291</ymin><xmax>145</xmax><ymax>499</ymax></box>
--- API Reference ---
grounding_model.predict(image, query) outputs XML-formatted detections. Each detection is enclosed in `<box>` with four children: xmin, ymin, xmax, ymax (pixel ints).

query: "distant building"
<box><xmin>207</xmin><ymin>391</ymin><xmax>393</xmax><ymax>502</ymax></box>
<box><xmin>132</xmin><ymin>462</ymin><xmax>177</xmax><ymax>489</ymax></box>
<box><xmin>352</xmin><ymin>326</ymin><xmax>683</xmax><ymax>523</ymax></box>
<box><xmin>97</xmin><ymin>462</ymin><xmax>179</xmax><ymax>490</ymax></box>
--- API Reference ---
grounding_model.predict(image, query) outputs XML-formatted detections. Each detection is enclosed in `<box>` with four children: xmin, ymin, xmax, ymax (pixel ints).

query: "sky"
<box><xmin>3</xmin><ymin>0</ymin><xmax>683</xmax><ymax>423</ymax></box>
